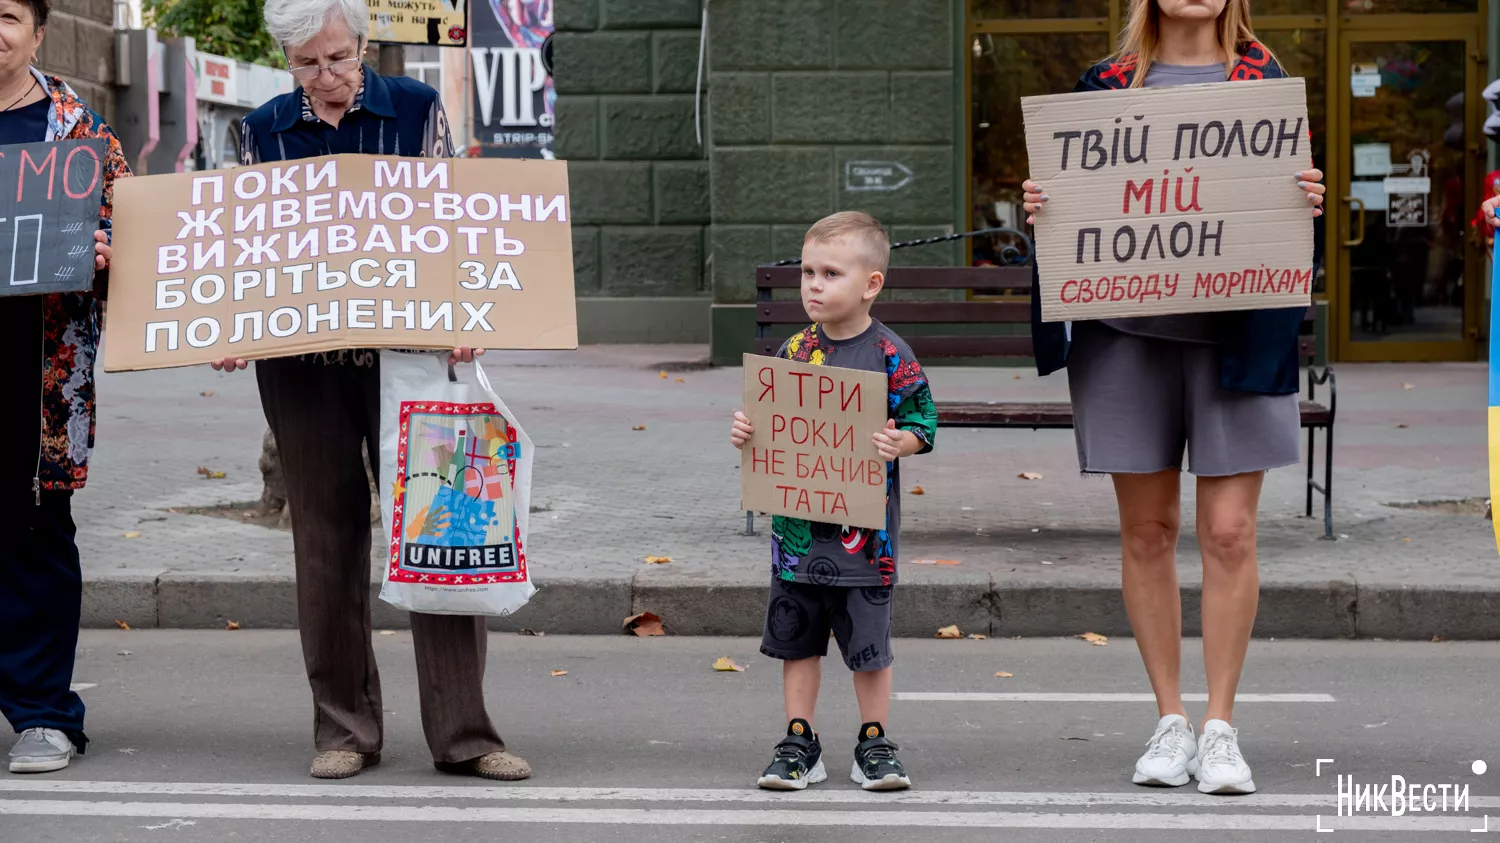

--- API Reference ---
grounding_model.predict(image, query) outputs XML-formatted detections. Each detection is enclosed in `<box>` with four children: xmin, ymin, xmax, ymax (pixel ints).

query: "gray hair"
<box><xmin>263</xmin><ymin>0</ymin><xmax>370</xmax><ymax>50</ymax></box>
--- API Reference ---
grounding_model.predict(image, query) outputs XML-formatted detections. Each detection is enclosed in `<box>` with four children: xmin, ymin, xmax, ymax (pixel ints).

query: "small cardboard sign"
<box><xmin>1022</xmin><ymin>78</ymin><xmax>1314</xmax><ymax>322</ymax></box>
<box><xmin>740</xmin><ymin>354</ymin><xmax>887</xmax><ymax>531</ymax></box>
<box><xmin>103</xmin><ymin>154</ymin><xmax>577</xmax><ymax>371</ymax></box>
<box><xmin>0</xmin><ymin>138</ymin><xmax>109</xmax><ymax>297</ymax></box>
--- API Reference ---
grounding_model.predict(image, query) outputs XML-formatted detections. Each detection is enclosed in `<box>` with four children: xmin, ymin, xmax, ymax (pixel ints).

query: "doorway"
<box><xmin>1332</xmin><ymin>24</ymin><xmax>1485</xmax><ymax>361</ymax></box>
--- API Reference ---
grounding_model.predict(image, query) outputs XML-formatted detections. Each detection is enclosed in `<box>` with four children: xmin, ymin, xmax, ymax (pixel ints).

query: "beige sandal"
<box><xmin>438</xmin><ymin>750</ymin><xmax>532</xmax><ymax>781</ymax></box>
<box><xmin>310</xmin><ymin>750</ymin><xmax>380</xmax><ymax>780</ymax></box>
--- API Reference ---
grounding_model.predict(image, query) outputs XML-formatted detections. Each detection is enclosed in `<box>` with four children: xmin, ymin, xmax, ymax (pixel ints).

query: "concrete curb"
<box><xmin>81</xmin><ymin>574</ymin><xmax>1500</xmax><ymax>640</ymax></box>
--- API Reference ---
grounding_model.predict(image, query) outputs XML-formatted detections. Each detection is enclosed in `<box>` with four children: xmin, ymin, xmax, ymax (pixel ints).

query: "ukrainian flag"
<box><xmin>1492</xmin><ymin>256</ymin><xmax>1500</xmax><ymax>556</ymax></box>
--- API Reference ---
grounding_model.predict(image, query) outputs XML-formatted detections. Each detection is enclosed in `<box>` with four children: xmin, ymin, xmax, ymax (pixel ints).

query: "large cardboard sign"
<box><xmin>741</xmin><ymin>354</ymin><xmax>887</xmax><ymax>531</ymax></box>
<box><xmin>368</xmin><ymin>0</ymin><xmax>467</xmax><ymax>46</ymax></box>
<box><xmin>0</xmin><ymin>139</ymin><xmax>109</xmax><ymax>297</ymax></box>
<box><xmin>1022</xmin><ymin>78</ymin><xmax>1314</xmax><ymax>322</ymax></box>
<box><xmin>104</xmin><ymin>154</ymin><xmax>577</xmax><ymax>371</ymax></box>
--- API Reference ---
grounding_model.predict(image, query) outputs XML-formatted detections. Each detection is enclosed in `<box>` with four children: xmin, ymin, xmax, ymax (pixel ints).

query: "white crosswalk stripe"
<box><xmin>0</xmin><ymin>782</ymin><xmax>1492</xmax><ymax>832</ymax></box>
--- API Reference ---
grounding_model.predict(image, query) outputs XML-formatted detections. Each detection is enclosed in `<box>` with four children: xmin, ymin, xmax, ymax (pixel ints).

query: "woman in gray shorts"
<box><xmin>1021</xmin><ymin>0</ymin><xmax>1326</xmax><ymax>798</ymax></box>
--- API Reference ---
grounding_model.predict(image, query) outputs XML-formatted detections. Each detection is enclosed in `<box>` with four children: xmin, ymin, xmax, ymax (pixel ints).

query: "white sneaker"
<box><xmin>9</xmin><ymin>728</ymin><xmax>74</xmax><ymax>774</ymax></box>
<box><xmin>1132</xmin><ymin>714</ymin><xmax>1196</xmax><ymax>787</ymax></box>
<box><xmin>1190</xmin><ymin>719</ymin><xmax>1256</xmax><ymax>794</ymax></box>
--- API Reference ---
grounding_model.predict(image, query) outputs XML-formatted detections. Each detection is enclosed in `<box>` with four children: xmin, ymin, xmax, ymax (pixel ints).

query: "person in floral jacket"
<box><xmin>0</xmin><ymin>0</ymin><xmax>130</xmax><ymax>777</ymax></box>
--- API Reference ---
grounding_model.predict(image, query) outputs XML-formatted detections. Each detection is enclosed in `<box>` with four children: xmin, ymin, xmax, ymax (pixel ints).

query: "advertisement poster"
<box><xmin>470</xmin><ymin>0</ymin><xmax>555</xmax><ymax>158</ymax></box>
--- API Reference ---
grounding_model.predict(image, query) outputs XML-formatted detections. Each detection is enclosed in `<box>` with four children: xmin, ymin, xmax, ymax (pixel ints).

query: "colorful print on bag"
<box><xmin>388</xmin><ymin>401</ymin><xmax>528</xmax><ymax>585</ymax></box>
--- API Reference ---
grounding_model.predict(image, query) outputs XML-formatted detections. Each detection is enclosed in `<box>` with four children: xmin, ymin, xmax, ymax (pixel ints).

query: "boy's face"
<box><xmin>800</xmin><ymin>238</ymin><xmax>883</xmax><ymax>325</ymax></box>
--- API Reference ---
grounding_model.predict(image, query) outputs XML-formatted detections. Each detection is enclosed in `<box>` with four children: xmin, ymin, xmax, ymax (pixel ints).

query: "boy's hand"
<box><xmin>730</xmin><ymin>410</ymin><xmax>754</xmax><ymax>449</ymax></box>
<box><xmin>872</xmin><ymin>419</ymin><xmax>907</xmax><ymax>461</ymax></box>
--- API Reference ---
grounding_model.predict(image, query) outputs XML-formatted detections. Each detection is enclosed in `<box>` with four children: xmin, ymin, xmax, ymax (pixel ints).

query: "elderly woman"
<box><xmin>0</xmin><ymin>0</ymin><xmax>129</xmax><ymax>774</ymax></box>
<box><xmin>214</xmin><ymin>0</ymin><xmax>524</xmax><ymax>781</ymax></box>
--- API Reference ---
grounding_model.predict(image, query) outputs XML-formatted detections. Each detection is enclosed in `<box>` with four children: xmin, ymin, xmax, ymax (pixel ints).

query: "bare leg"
<box><xmin>783</xmin><ymin>657</ymin><xmax>822</xmax><ymax>725</ymax></box>
<box><xmin>1195</xmin><ymin>472</ymin><xmax>1264</xmax><ymax>727</ymax></box>
<box><xmin>1113</xmin><ymin>470</ymin><xmax>1187</xmax><ymax>720</ymax></box>
<box><xmin>852</xmin><ymin>667</ymin><xmax>893</xmax><ymax>726</ymax></box>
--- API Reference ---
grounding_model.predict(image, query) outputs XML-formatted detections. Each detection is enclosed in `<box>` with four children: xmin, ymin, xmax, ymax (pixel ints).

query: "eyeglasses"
<box><xmin>287</xmin><ymin>56</ymin><xmax>362</xmax><ymax>81</ymax></box>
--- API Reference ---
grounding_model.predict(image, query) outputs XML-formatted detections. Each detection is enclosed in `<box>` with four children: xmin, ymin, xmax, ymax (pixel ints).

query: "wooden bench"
<box><xmin>753</xmin><ymin>264</ymin><xmax>1337</xmax><ymax>538</ymax></box>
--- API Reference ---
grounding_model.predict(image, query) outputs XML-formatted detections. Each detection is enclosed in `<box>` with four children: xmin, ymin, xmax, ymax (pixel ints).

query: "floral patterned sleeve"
<box><xmin>422</xmin><ymin>98</ymin><xmax>456</xmax><ymax>158</ymax></box>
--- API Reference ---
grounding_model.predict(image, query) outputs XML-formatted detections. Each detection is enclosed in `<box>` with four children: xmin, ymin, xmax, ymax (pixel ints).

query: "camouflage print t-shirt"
<box><xmin>770</xmin><ymin>319</ymin><xmax>937</xmax><ymax>588</ymax></box>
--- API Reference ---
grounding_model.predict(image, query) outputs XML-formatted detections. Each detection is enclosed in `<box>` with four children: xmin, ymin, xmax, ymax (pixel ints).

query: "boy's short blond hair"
<box><xmin>804</xmin><ymin>211</ymin><xmax>890</xmax><ymax>274</ymax></box>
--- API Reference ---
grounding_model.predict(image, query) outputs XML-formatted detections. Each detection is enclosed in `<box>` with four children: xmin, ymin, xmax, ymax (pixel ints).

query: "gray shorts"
<box><xmin>1067</xmin><ymin>321</ymin><xmax>1301</xmax><ymax>477</ymax></box>
<box><xmin>760</xmin><ymin>578</ymin><xmax>894</xmax><ymax>672</ymax></box>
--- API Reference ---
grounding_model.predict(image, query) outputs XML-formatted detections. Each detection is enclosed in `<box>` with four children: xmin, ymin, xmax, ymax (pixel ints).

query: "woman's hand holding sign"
<box><xmin>1024</xmin><ymin>171</ymin><xmax>1324</xmax><ymax>226</ymax></box>
<box><xmin>94</xmin><ymin>230</ymin><xmax>111</xmax><ymax>271</ymax></box>
<box><xmin>1296</xmin><ymin>169</ymin><xmax>1326</xmax><ymax>217</ymax></box>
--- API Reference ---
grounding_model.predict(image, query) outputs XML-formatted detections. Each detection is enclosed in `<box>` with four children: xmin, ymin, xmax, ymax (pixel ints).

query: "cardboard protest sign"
<box><xmin>0</xmin><ymin>138</ymin><xmax>109</xmax><ymax>297</ymax></box>
<box><xmin>741</xmin><ymin>354</ymin><xmax>887</xmax><ymax>530</ymax></box>
<box><xmin>368</xmin><ymin>0</ymin><xmax>467</xmax><ymax>46</ymax></box>
<box><xmin>103</xmin><ymin>154</ymin><xmax>577</xmax><ymax>371</ymax></box>
<box><xmin>1022</xmin><ymin>78</ymin><xmax>1314</xmax><ymax>322</ymax></box>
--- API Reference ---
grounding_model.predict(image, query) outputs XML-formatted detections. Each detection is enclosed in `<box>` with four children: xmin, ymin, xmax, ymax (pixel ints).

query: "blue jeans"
<box><xmin>0</xmin><ymin>491</ymin><xmax>86</xmax><ymax>751</ymax></box>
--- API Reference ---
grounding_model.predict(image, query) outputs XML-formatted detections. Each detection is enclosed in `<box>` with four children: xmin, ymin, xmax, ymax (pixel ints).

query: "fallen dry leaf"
<box><xmin>1018</xmin><ymin>472</ymin><xmax>1044</xmax><ymax>481</ymax></box>
<box><xmin>968</xmin><ymin>633</ymin><xmax>987</xmax><ymax>640</ymax></box>
<box><xmin>115</xmin><ymin>619</ymin><xmax>131</xmax><ymax>631</ymax></box>
<box><xmin>1402</xmin><ymin>382</ymin><xmax>1414</xmax><ymax>390</ymax></box>
<box><xmin>1079</xmin><ymin>632</ymin><xmax>1109</xmax><ymax>646</ymax></box>
<box><xmin>936</xmin><ymin>625</ymin><xmax>962</xmax><ymax>639</ymax></box>
<box><xmin>1431</xmin><ymin>635</ymin><xmax>1447</xmax><ymax>643</ymax></box>
<box><xmin>674</xmin><ymin>377</ymin><xmax>685</xmax><ymax>384</ymax></box>
<box><xmin>624</xmin><ymin>612</ymin><xmax>666</xmax><ymax>637</ymax></box>
<box><xmin>550</xmin><ymin>669</ymin><xmax>568</xmax><ymax>677</ymax></box>
<box><xmin>123</xmin><ymin>531</ymin><xmax>141</xmax><ymax>539</ymax></box>
<box><xmin>519</xmin><ymin>628</ymin><xmax>547</xmax><ymax>637</ymax></box>
<box><xmin>1012</xmin><ymin>373</ymin><xmax>1022</xmax><ymax>380</ymax></box>
<box><xmin>911</xmin><ymin>558</ymin><xmax>962</xmax><ymax>565</ymax></box>
<box><xmin>196</xmin><ymin>466</ymin><xmax>227</xmax><ymax>479</ymax></box>
<box><xmin>911</xmin><ymin>485</ymin><xmax>925</xmax><ymax>495</ymax></box>
<box><xmin>994</xmin><ymin>671</ymin><xmax>1014</xmax><ymax>678</ymax></box>
<box><xmin>658</xmin><ymin>371</ymin><xmax>668</xmax><ymax>379</ymax></box>
<box><xmin>644</xmin><ymin>555</ymin><xmax>673</xmax><ymax>564</ymax></box>
<box><xmin>713</xmin><ymin>656</ymin><xmax>746</xmax><ymax>672</ymax></box>
<box><xmin>1396</xmin><ymin>423</ymin><xmax>1409</xmax><ymax>429</ymax></box>
<box><xmin>226</xmin><ymin>621</ymin><xmax>240</xmax><ymax>631</ymax></box>
<box><xmin>200</xmin><ymin>390</ymin><xmax>215</xmax><ymax>397</ymax></box>
<box><xmin>632</xmin><ymin>424</ymin><xmax>647</xmax><ymax>431</ymax></box>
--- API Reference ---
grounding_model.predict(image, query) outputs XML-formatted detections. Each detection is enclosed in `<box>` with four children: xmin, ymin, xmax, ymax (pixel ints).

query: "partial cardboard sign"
<box><xmin>0</xmin><ymin>138</ymin><xmax>109</xmax><ymax>297</ymax></box>
<box><xmin>1022</xmin><ymin>78</ymin><xmax>1314</xmax><ymax>322</ymax></box>
<box><xmin>740</xmin><ymin>354</ymin><xmax>887</xmax><ymax>531</ymax></box>
<box><xmin>368</xmin><ymin>0</ymin><xmax>467</xmax><ymax>46</ymax></box>
<box><xmin>104</xmin><ymin>154</ymin><xmax>577</xmax><ymax>371</ymax></box>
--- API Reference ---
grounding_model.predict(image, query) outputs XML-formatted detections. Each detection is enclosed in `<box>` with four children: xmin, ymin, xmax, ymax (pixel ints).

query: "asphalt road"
<box><xmin>2</xmin><ymin>632</ymin><xmax>1496</xmax><ymax>842</ymax></box>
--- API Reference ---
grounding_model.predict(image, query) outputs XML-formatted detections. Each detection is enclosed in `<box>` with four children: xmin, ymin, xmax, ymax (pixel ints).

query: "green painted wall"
<box><xmin>554</xmin><ymin>0</ymin><xmax>711</xmax><ymax>342</ymax></box>
<box><xmin>705</xmin><ymin>0</ymin><xmax>960</xmax><ymax>364</ymax></box>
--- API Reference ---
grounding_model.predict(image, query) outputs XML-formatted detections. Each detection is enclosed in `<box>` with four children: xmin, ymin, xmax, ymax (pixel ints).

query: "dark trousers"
<box><xmin>0</xmin><ymin>491</ymin><xmax>86</xmax><ymax>750</ymax></box>
<box><xmin>257</xmin><ymin>355</ymin><xmax>506</xmax><ymax>764</ymax></box>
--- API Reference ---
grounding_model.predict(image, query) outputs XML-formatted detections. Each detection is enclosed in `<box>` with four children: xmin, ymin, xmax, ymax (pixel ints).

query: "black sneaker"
<box><xmin>851</xmin><ymin>722</ymin><xmax>911</xmax><ymax>791</ymax></box>
<box><xmin>756</xmin><ymin>719</ymin><xmax>827</xmax><ymax>790</ymax></box>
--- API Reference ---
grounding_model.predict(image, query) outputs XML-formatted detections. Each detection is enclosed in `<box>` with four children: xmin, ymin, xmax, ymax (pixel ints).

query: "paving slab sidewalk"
<box><xmin>80</xmin><ymin>346</ymin><xmax>1498</xmax><ymax>639</ymax></box>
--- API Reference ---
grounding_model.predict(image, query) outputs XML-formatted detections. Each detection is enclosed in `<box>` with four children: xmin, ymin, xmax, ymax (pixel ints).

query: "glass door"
<box><xmin>1334</xmin><ymin>28</ymin><xmax>1483</xmax><ymax>360</ymax></box>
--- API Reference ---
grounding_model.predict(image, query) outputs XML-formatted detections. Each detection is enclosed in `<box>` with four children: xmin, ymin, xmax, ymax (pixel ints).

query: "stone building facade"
<box><xmin>35</xmin><ymin>0</ymin><xmax>118</xmax><ymax>123</ymax></box>
<box><xmin>554</xmin><ymin>0</ymin><xmax>962</xmax><ymax>361</ymax></box>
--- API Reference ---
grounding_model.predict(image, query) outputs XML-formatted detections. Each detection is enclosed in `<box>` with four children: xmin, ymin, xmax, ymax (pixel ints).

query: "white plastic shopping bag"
<box><xmin>378</xmin><ymin>351</ymin><xmax>536</xmax><ymax>615</ymax></box>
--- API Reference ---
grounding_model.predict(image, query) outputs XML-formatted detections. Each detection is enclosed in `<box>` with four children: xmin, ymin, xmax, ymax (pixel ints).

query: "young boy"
<box><xmin>730</xmin><ymin>211</ymin><xmax>937</xmax><ymax>791</ymax></box>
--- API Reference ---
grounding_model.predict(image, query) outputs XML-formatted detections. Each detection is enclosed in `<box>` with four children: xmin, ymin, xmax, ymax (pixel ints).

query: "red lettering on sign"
<box><xmin>18</xmin><ymin>146</ymin><xmax>57</xmax><ymax>202</ymax></box>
